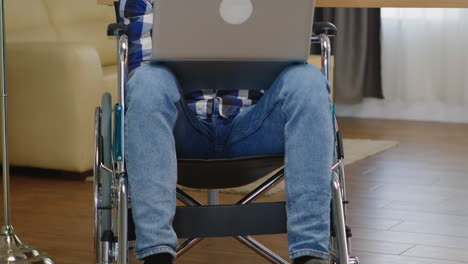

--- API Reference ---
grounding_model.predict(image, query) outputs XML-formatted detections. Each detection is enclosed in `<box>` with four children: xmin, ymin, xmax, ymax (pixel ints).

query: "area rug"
<box><xmin>87</xmin><ymin>138</ymin><xmax>398</xmax><ymax>196</ymax></box>
<box><xmin>214</xmin><ymin>138</ymin><xmax>398</xmax><ymax>195</ymax></box>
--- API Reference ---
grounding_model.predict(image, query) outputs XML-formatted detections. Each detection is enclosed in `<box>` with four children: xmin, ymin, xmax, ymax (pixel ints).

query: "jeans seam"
<box><xmin>226</xmin><ymin>98</ymin><xmax>285</xmax><ymax>146</ymax></box>
<box><xmin>178</xmin><ymin>99</ymin><xmax>213</xmax><ymax>139</ymax></box>
<box><xmin>155</xmin><ymin>64</ymin><xmax>211</xmax><ymax>139</ymax></box>
<box><xmin>226</xmin><ymin>65</ymin><xmax>298</xmax><ymax>146</ymax></box>
<box><xmin>290</xmin><ymin>249</ymin><xmax>330</xmax><ymax>260</ymax></box>
<box><xmin>135</xmin><ymin>245</ymin><xmax>176</xmax><ymax>259</ymax></box>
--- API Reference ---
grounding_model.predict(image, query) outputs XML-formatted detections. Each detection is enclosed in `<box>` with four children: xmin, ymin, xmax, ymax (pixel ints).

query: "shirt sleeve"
<box><xmin>118</xmin><ymin>0</ymin><xmax>154</xmax><ymax>73</ymax></box>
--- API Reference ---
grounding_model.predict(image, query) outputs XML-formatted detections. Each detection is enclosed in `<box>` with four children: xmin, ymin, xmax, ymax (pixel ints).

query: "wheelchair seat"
<box><xmin>177</xmin><ymin>154</ymin><xmax>284</xmax><ymax>189</ymax></box>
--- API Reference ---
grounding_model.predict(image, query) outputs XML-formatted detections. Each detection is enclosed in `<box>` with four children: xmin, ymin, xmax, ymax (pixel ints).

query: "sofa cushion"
<box><xmin>44</xmin><ymin>0</ymin><xmax>117</xmax><ymax>67</ymax></box>
<box><xmin>5</xmin><ymin>0</ymin><xmax>58</xmax><ymax>42</ymax></box>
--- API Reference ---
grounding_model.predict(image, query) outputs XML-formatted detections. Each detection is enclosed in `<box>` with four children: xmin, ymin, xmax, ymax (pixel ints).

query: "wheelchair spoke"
<box><xmin>331</xmin><ymin>161</ymin><xmax>341</xmax><ymax>171</ymax></box>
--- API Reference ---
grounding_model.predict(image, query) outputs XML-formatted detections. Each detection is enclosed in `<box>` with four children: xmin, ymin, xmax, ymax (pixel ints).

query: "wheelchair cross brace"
<box><xmin>173</xmin><ymin>169</ymin><xmax>287</xmax><ymax>263</ymax></box>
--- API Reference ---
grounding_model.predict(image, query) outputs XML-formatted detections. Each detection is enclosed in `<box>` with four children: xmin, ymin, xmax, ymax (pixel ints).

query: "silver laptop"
<box><xmin>152</xmin><ymin>0</ymin><xmax>316</xmax><ymax>91</ymax></box>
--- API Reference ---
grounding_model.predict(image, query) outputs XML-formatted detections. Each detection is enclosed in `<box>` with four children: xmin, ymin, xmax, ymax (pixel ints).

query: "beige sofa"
<box><xmin>4</xmin><ymin>0</ymin><xmax>116</xmax><ymax>172</ymax></box>
<box><xmin>2</xmin><ymin>0</ymin><xmax>332</xmax><ymax>174</ymax></box>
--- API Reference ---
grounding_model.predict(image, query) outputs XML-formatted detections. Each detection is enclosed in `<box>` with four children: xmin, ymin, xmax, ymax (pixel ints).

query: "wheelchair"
<box><xmin>93</xmin><ymin>5</ymin><xmax>359</xmax><ymax>263</ymax></box>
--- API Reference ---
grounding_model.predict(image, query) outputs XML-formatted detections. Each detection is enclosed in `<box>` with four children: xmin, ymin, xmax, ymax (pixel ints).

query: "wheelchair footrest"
<box><xmin>173</xmin><ymin>202</ymin><xmax>287</xmax><ymax>238</ymax></box>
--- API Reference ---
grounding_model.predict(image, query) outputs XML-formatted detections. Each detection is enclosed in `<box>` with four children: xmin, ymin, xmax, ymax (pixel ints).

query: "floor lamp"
<box><xmin>0</xmin><ymin>0</ymin><xmax>55</xmax><ymax>262</ymax></box>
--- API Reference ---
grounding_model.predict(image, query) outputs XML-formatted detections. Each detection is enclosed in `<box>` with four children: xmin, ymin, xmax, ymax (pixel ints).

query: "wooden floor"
<box><xmin>1</xmin><ymin>118</ymin><xmax>467</xmax><ymax>264</ymax></box>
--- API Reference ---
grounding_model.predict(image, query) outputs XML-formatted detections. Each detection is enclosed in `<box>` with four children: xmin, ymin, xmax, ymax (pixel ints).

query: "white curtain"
<box><xmin>336</xmin><ymin>8</ymin><xmax>468</xmax><ymax>123</ymax></box>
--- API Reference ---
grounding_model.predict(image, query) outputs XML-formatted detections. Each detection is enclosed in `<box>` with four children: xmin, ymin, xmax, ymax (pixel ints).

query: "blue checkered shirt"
<box><xmin>119</xmin><ymin>0</ymin><xmax>264</xmax><ymax>119</ymax></box>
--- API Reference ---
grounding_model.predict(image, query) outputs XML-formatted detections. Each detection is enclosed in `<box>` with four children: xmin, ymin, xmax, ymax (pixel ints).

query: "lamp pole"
<box><xmin>0</xmin><ymin>0</ymin><xmax>9</xmax><ymax>231</ymax></box>
<box><xmin>0</xmin><ymin>0</ymin><xmax>55</xmax><ymax>262</ymax></box>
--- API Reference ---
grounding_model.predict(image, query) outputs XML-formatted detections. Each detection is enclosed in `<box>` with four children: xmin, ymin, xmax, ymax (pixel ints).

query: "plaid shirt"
<box><xmin>119</xmin><ymin>0</ymin><xmax>264</xmax><ymax>119</ymax></box>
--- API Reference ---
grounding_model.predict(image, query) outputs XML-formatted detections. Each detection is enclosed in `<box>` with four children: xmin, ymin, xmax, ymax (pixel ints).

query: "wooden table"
<box><xmin>98</xmin><ymin>0</ymin><xmax>468</xmax><ymax>8</ymax></box>
<box><xmin>316</xmin><ymin>0</ymin><xmax>468</xmax><ymax>8</ymax></box>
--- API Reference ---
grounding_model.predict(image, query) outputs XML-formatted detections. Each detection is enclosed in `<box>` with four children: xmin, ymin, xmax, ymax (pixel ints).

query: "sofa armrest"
<box><xmin>5</xmin><ymin>42</ymin><xmax>105</xmax><ymax>172</ymax></box>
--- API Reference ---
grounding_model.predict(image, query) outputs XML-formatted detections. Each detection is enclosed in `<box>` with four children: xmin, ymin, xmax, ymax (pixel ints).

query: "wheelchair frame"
<box><xmin>93</xmin><ymin>22</ymin><xmax>359</xmax><ymax>264</ymax></box>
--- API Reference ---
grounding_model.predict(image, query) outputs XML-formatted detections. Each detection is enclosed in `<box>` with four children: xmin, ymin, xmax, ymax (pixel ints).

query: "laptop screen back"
<box><xmin>152</xmin><ymin>0</ymin><xmax>316</xmax><ymax>62</ymax></box>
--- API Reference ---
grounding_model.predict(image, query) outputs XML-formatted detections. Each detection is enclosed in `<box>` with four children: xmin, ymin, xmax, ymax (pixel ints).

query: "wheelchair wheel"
<box><xmin>100</xmin><ymin>93</ymin><xmax>113</xmax><ymax>232</ymax></box>
<box><xmin>94</xmin><ymin>93</ymin><xmax>114</xmax><ymax>264</ymax></box>
<box><xmin>93</xmin><ymin>106</ymin><xmax>103</xmax><ymax>263</ymax></box>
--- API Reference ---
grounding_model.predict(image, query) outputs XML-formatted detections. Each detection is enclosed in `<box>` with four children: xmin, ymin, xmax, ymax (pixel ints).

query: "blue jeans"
<box><xmin>125</xmin><ymin>63</ymin><xmax>334</xmax><ymax>260</ymax></box>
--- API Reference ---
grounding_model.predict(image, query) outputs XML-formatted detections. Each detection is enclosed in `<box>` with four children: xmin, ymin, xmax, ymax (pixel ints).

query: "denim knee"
<box><xmin>126</xmin><ymin>64</ymin><xmax>181</xmax><ymax>108</ymax></box>
<box><xmin>278</xmin><ymin>64</ymin><xmax>330</xmax><ymax>109</ymax></box>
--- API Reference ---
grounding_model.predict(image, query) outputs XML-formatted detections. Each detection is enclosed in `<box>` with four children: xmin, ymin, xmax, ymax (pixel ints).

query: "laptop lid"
<box><xmin>152</xmin><ymin>0</ymin><xmax>316</xmax><ymax>62</ymax></box>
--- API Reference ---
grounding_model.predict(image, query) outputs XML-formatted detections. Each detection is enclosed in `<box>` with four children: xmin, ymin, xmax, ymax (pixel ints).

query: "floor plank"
<box><xmin>389</xmin><ymin>221</ymin><xmax>468</xmax><ymax>238</ymax></box>
<box><xmin>348</xmin><ymin>207</ymin><xmax>468</xmax><ymax>227</ymax></box>
<box><xmin>0</xmin><ymin>118</ymin><xmax>467</xmax><ymax>264</ymax></box>
<box><xmin>402</xmin><ymin>245</ymin><xmax>468</xmax><ymax>263</ymax></box>
<box><xmin>347</xmin><ymin>215</ymin><xmax>402</xmax><ymax>230</ymax></box>
<box><xmin>351</xmin><ymin>227</ymin><xmax>468</xmax><ymax>250</ymax></box>
<box><xmin>351</xmin><ymin>238</ymin><xmax>415</xmax><ymax>255</ymax></box>
<box><xmin>352</xmin><ymin>251</ymin><xmax>465</xmax><ymax>264</ymax></box>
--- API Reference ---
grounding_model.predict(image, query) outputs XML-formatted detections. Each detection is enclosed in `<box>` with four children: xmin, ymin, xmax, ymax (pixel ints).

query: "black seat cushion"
<box><xmin>177</xmin><ymin>154</ymin><xmax>284</xmax><ymax>189</ymax></box>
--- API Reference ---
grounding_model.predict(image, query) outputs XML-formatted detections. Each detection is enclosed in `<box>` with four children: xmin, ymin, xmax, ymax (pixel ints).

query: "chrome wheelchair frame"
<box><xmin>93</xmin><ymin>21</ymin><xmax>358</xmax><ymax>264</ymax></box>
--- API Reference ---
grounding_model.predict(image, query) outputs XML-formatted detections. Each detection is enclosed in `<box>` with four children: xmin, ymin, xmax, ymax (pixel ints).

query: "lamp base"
<box><xmin>0</xmin><ymin>225</ymin><xmax>54</xmax><ymax>264</ymax></box>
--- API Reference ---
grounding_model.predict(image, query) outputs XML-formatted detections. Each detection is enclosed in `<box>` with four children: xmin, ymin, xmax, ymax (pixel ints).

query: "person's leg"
<box><xmin>125</xmin><ymin>64</ymin><xmax>213</xmax><ymax>260</ymax></box>
<box><xmin>224</xmin><ymin>64</ymin><xmax>334</xmax><ymax>261</ymax></box>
